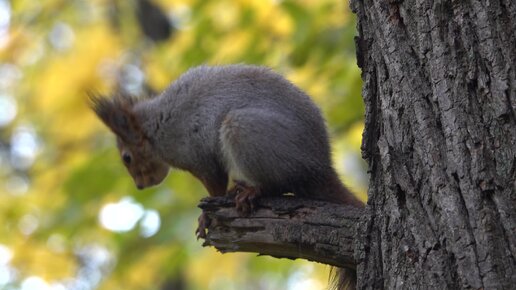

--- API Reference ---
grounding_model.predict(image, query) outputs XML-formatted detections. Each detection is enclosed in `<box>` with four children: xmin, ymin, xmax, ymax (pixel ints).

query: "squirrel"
<box><xmin>90</xmin><ymin>64</ymin><xmax>363</xmax><ymax>289</ymax></box>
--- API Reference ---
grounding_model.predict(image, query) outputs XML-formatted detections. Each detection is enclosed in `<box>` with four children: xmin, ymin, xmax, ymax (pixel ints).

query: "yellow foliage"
<box><xmin>12</xmin><ymin>239</ymin><xmax>75</xmax><ymax>280</ymax></box>
<box><xmin>347</xmin><ymin>122</ymin><xmax>365</xmax><ymax>150</ymax></box>
<box><xmin>32</xmin><ymin>23</ymin><xmax>120</xmax><ymax>143</ymax></box>
<box><xmin>287</xmin><ymin>64</ymin><xmax>327</xmax><ymax>104</ymax></box>
<box><xmin>187</xmin><ymin>249</ymin><xmax>248</xmax><ymax>289</ymax></box>
<box><xmin>243</xmin><ymin>0</ymin><xmax>293</xmax><ymax>37</ymax></box>
<box><xmin>30</xmin><ymin>163</ymin><xmax>73</xmax><ymax>208</ymax></box>
<box><xmin>333</xmin><ymin>122</ymin><xmax>368</xmax><ymax>200</ymax></box>
<box><xmin>210</xmin><ymin>1</ymin><xmax>239</xmax><ymax>31</ymax></box>
<box><xmin>0</xmin><ymin>0</ymin><xmax>364</xmax><ymax>289</ymax></box>
<box><xmin>212</xmin><ymin>30</ymin><xmax>251</xmax><ymax>63</ymax></box>
<box><xmin>145</xmin><ymin>58</ymin><xmax>172</xmax><ymax>90</ymax></box>
<box><xmin>0</xmin><ymin>27</ymin><xmax>31</xmax><ymax>62</ymax></box>
<box><xmin>123</xmin><ymin>246</ymin><xmax>174</xmax><ymax>288</ymax></box>
<box><xmin>34</xmin><ymin>24</ymin><xmax>118</xmax><ymax>100</ymax></box>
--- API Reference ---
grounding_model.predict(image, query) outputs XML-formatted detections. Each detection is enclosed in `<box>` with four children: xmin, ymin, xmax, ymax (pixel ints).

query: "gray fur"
<box><xmin>92</xmin><ymin>64</ymin><xmax>362</xmax><ymax>290</ymax></box>
<box><xmin>132</xmin><ymin>64</ymin><xmax>354</xmax><ymax>201</ymax></box>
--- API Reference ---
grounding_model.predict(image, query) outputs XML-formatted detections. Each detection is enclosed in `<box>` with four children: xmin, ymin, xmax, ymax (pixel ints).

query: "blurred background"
<box><xmin>0</xmin><ymin>0</ymin><xmax>366</xmax><ymax>289</ymax></box>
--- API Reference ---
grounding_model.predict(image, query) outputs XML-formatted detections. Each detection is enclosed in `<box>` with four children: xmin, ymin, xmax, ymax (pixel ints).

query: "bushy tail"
<box><xmin>322</xmin><ymin>171</ymin><xmax>363</xmax><ymax>290</ymax></box>
<box><xmin>316</xmin><ymin>171</ymin><xmax>364</xmax><ymax>208</ymax></box>
<box><xmin>329</xmin><ymin>267</ymin><xmax>357</xmax><ymax>290</ymax></box>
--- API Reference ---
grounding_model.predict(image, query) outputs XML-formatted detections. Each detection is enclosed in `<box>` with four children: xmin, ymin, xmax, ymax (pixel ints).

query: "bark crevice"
<box><xmin>351</xmin><ymin>0</ymin><xmax>515</xmax><ymax>288</ymax></box>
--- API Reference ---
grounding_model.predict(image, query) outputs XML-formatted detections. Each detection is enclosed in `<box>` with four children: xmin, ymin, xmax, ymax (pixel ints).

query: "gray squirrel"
<box><xmin>91</xmin><ymin>64</ymin><xmax>363</xmax><ymax>289</ymax></box>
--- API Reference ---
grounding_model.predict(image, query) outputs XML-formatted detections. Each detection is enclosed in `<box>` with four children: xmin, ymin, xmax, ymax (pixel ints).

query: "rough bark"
<box><xmin>199</xmin><ymin>196</ymin><xmax>362</xmax><ymax>269</ymax></box>
<box><xmin>350</xmin><ymin>0</ymin><xmax>516</xmax><ymax>289</ymax></box>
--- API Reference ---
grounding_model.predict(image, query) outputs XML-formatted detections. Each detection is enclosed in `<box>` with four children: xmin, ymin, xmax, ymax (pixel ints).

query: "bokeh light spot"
<box><xmin>140</xmin><ymin>209</ymin><xmax>161</xmax><ymax>238</ymax></box>
<box><xmin>0</xmin><ymin>94</ymin><xmax>16</xmax><ymax>127</ymax></box>
<box><xmin>99</xmin><ymin>197</ymin><xmax>144</xmax><ymax>232</ymax></box>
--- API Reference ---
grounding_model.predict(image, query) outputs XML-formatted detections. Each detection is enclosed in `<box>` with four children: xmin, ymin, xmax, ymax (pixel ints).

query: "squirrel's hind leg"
<box><xmin>219</xmin><ymin>108</ymin><xmax>302</xmax><ymax>200</ymax></box>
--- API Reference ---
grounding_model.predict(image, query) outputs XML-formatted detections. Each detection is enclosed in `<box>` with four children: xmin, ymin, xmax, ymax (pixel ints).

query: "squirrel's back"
<box><xmin>148</xmin><ymin>64</ymin><xmax>332</xmax><ymax>165</ymax></box>
<box><xmin>161</xmin><ymin>64</ymin><xmax>324</xmax><ymax>119</ymax></box>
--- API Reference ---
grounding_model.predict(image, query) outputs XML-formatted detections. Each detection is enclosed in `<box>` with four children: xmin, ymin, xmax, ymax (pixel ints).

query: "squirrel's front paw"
<box><xmin>230</xmin><ymin>181</ymin><xmax>261</xmax><ymax>215</ymax></box>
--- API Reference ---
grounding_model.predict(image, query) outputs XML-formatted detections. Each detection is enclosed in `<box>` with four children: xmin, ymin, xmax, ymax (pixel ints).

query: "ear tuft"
<box><xmin>88</xmin><ymin>92</ymin><xmax>143</xmax><ymax>143</ymax></box>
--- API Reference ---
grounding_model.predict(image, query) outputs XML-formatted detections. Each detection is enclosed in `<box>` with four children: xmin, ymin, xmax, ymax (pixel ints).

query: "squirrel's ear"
<box><xmin>89</xmin><ymin>94</ymin><xmax>143</xmax><ymax>144</ymax></box>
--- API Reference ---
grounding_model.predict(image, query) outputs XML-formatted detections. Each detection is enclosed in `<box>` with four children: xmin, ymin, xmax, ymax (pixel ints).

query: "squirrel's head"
<box><xmin>89</xmin><ymin>94</ymin><xmax>169</xmax><ymax>190</ymax></box>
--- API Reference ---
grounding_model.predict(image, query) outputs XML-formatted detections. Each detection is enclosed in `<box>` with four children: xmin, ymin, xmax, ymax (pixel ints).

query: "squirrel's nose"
<box><xmin>136</xmin><ymin>184</ymin><xmax>144</xmax><ymax>190</ymax></box>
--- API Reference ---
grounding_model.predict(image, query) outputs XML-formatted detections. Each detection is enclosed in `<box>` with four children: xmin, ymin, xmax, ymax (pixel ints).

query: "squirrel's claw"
<box><xmin>196</xmin><ymin>212</ymin><xmax>210</xmax><ymax>239</ymax></box>
<box><xmin>232</xmin><ymin>182</ymin><xmax>260</xmax><ymax>215</ymax></box>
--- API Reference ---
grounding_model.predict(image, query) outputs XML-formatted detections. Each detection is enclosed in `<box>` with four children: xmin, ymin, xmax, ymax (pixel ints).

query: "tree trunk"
<box><xmin>350</xmin><ymin>0</ymin><xmax>515</xmax><ymax>289</ymax></box>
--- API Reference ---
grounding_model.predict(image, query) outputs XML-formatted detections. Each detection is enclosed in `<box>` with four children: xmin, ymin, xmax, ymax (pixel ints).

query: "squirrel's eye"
<box><xmin>122</xmin><ymin>153</ymin><xmax>132</xmax><ymax>164</ymax></box>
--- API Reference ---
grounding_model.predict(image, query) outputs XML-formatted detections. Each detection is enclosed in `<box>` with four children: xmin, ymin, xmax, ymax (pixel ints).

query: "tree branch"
<box><xmin>198</xmin><ymin>196</ymin><xmax>363</xmax><ymax>269</ymax></box>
